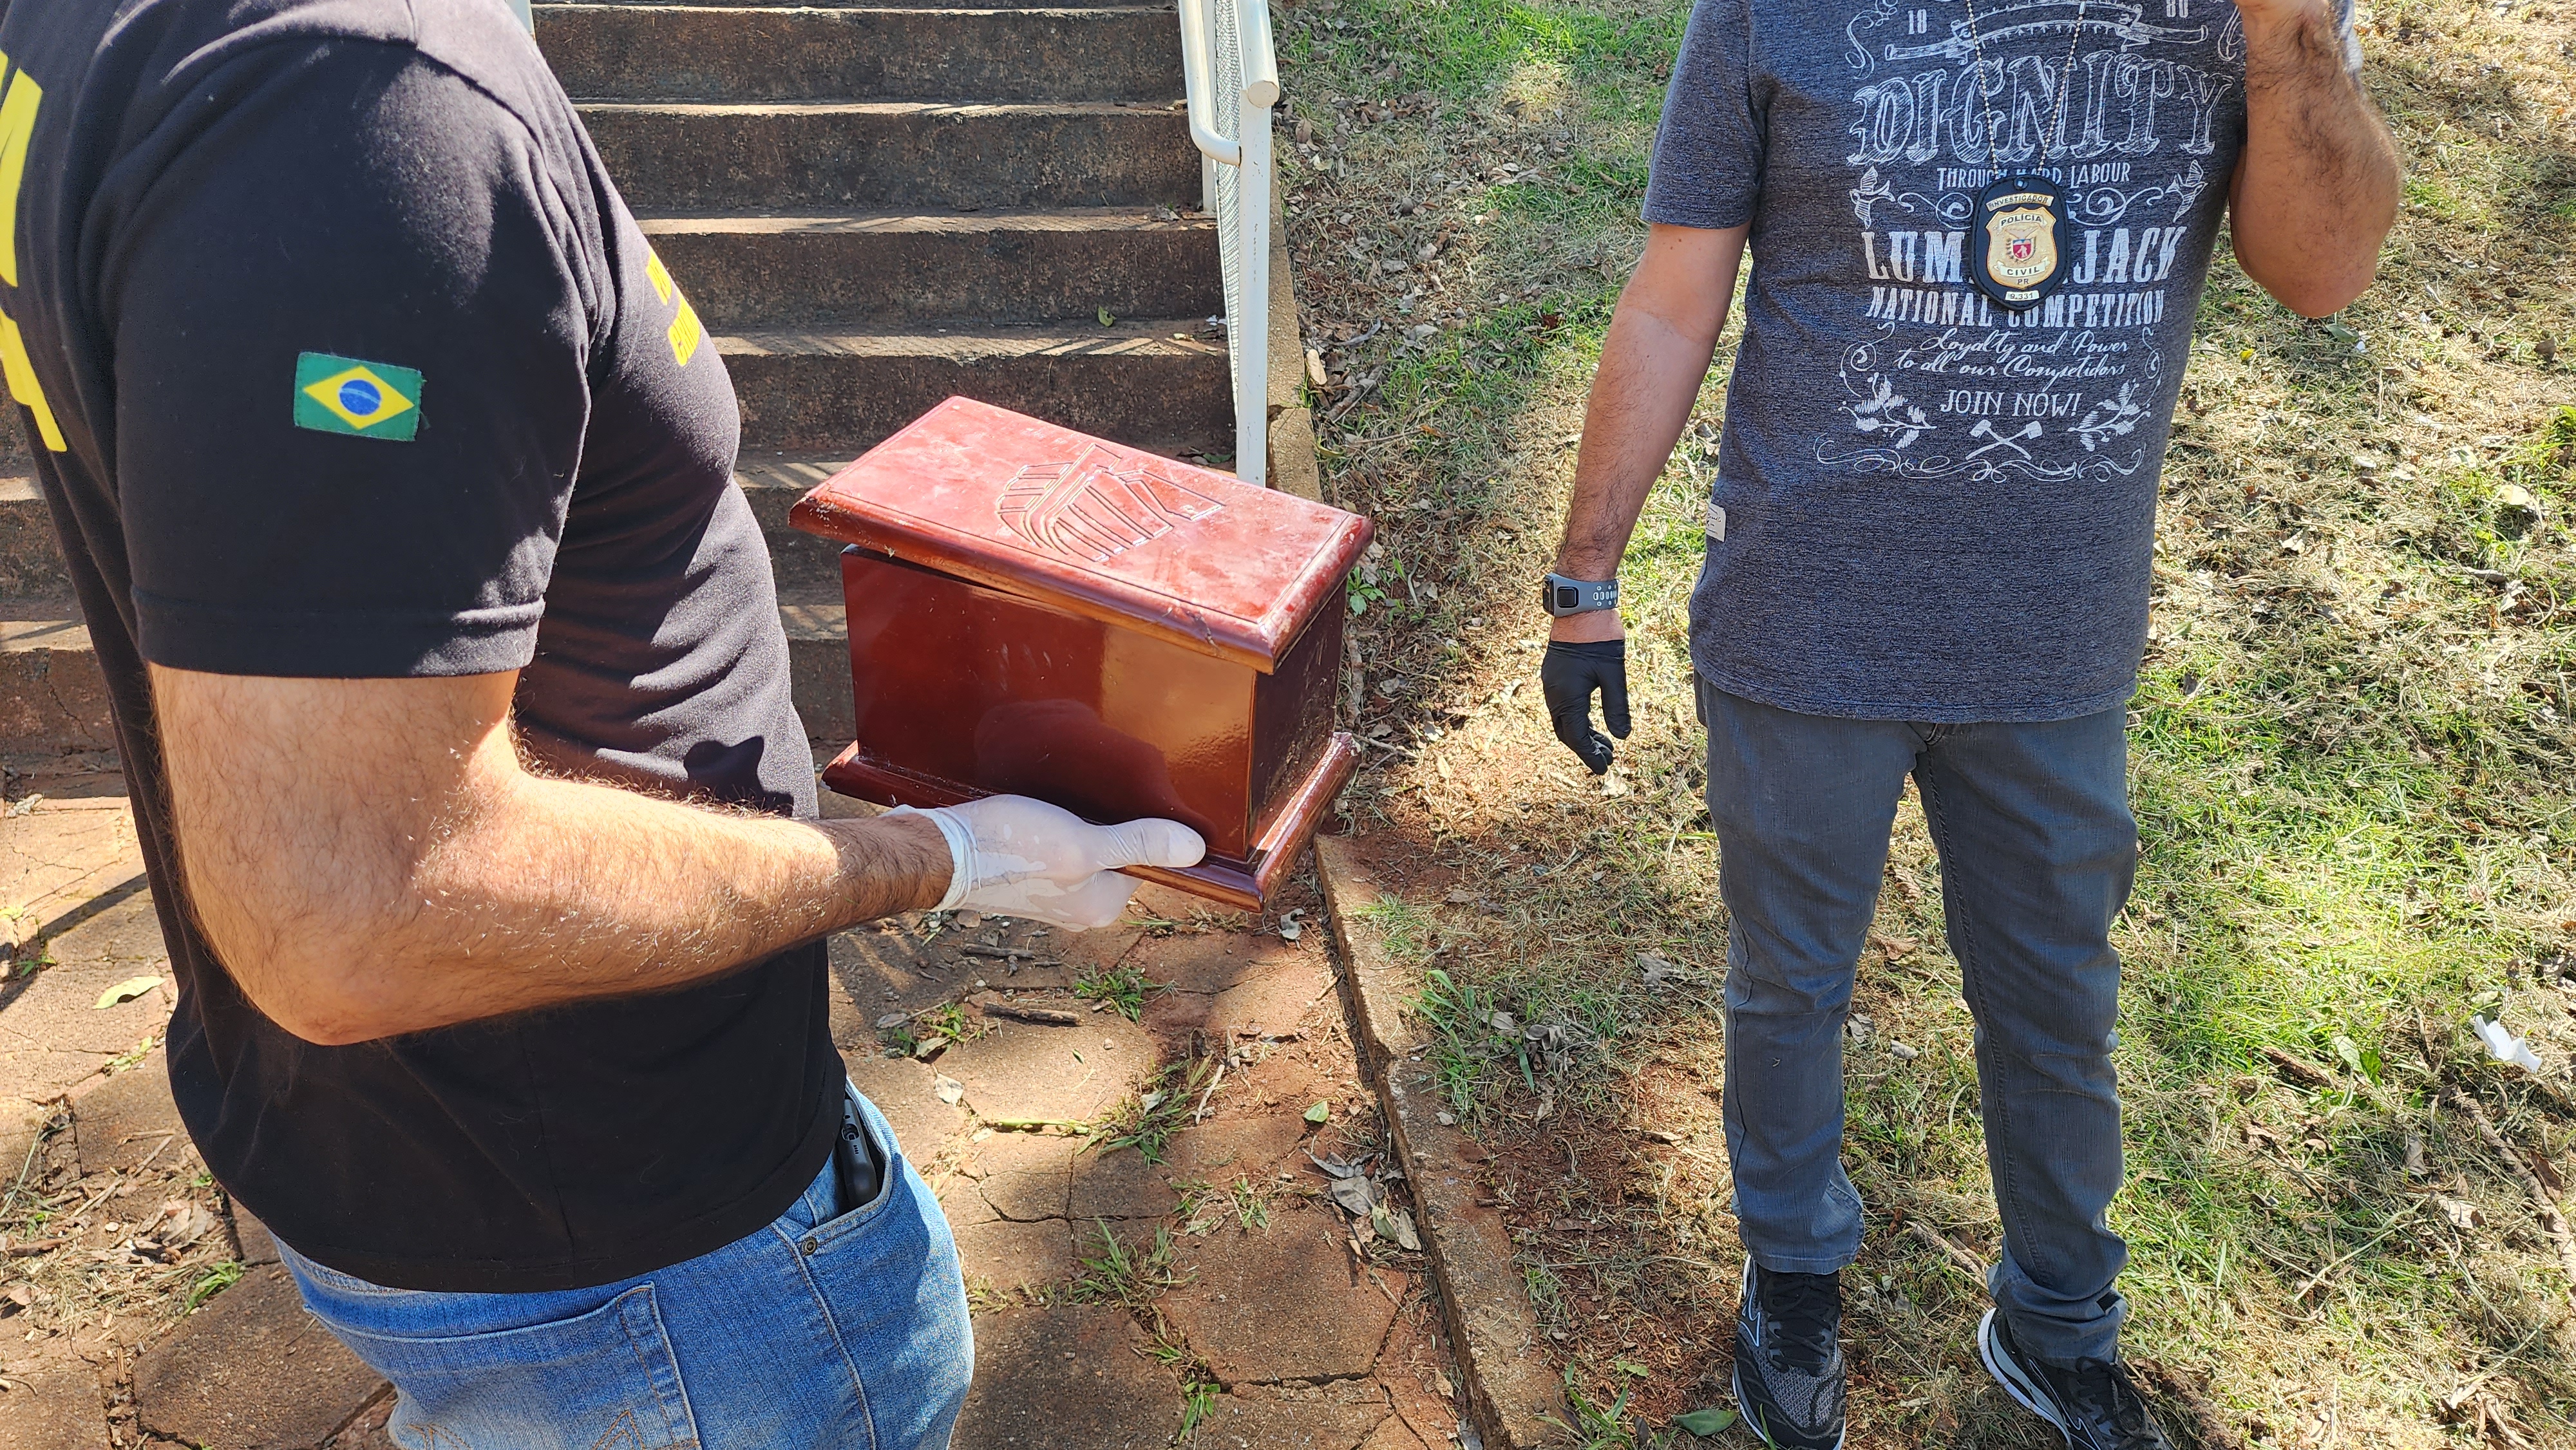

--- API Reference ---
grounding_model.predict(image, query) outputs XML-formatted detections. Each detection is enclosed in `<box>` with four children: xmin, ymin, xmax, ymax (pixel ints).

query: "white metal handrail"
<box><xmin>1177</xmin><ymin>0</ymin><xmax>1279</xmax><ymax>487</ymax></box>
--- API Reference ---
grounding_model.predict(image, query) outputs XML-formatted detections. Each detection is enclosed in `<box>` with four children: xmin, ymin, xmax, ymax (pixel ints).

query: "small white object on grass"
<box><xmin>2472</xmin><ymin>1015</ymin><xmax>2543</xmax><ymax>1073</ymax></box>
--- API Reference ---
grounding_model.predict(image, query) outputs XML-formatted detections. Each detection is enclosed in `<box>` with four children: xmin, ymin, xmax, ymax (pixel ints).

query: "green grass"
<box><xmin>1285</xmin><ymin>0</ymin><xmax>2576</xmax><ymax>1436</ymax></box>
<box><xmin>1070</xmin><ymin>1220</ymin><xmax>1188</xmax><ymax>1308</ymax></box>
<box><xmin>1072</xmin><ymin>963</ymin><xmax>1159</xmax><ymax>1021</ymax></box>
<box><xmin>1093</xmin><ymin>1058</ymin><xmax>1215</xmax><ymax>1164</ymax></box>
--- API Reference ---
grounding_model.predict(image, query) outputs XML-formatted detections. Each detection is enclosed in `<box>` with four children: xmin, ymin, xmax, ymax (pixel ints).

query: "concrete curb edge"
<box><xmin>1313</xmin><ymin>836</ymin><xmax>1571</xmax><ymax>1449</ymax></box>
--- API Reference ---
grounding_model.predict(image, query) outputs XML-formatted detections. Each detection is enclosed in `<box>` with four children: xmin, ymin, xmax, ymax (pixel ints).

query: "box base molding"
<box><xmin>820</xmin><ymin>733</ymin><xmax>1358</xmax><ymax>913</ymax></box>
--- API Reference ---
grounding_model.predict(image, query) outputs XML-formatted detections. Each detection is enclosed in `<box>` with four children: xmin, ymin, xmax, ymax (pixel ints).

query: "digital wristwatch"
<box><xmin>1540</xmin><ymin>573</ymin><xmax>1619</xmax><ymax>617</ymax></box>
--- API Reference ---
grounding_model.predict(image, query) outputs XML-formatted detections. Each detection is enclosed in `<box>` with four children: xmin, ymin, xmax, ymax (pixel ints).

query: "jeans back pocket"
<box><xmin>314</xmin><ymin>1284</ymin><xmax>699</xmax><ymax>1450</ymax></box>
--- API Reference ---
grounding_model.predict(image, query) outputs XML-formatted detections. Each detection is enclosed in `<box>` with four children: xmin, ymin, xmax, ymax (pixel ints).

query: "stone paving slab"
<box><xmin>1191</xmin><ymin>1381</ymin><xmax>1396</xmax><ymax>1449</ymax></box>
<box><xmin>0</xmin><ymin>957</ymin><xmax>171</xmax><ymax>1106</ymax></box>
<box><xmin>1066</xmin><ymin>1114</ymin><xmax>1311</xmax><ymax>1221</ymax></box>
<box><xmin>938</xmin><ymin>1008</ymin><xmax>1156</xmax><ymax>1127</ymax></box>
<box><xmin>953</xmin><ymin>1216</ymin><xmax>1079</xmax><ymax>1293</ymax></box>
<box><xmin>133</xmin><ymin>1265</ymin><xmax>388</xmax><ymax>1450</ymax></box>
<box><xmin>70</xmin><ymin>1049</ymin><xmax>181</xmax><ymax>1178</ymax></box>
<box><xmin>1162</xmin><ymin>1208</ymin><xmax>1404</xmax><ymax>1386</ymax></box>
<box><xmin>951</xmin><ymin>1303</ymin><xmax>1182</xmax><ymax>1450</ymax></box>
<box><xmin>960</xmin><ymin>1129</ymin><xmax>1075</xmax><ymax>1221</ymax></box>
<box><xmin>1142</xmin><ymin>936</ymin><xmax>1336</xmax><ymax>1042</ymax></box>
<box><xmin>1</xmin><ymin>799</ymin><xmax>142</xmax><ymax>932</ymax></box>
<box><xmin>0</xmin><ymin>1339</ymin><xmax>108</xmax><ymax>1450</ymax></box>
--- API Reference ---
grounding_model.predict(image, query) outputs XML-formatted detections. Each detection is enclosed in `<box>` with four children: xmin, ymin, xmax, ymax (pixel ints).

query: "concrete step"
<box><xmin>643</xmin><ymin>211</ymin><xmax>1218</xmax><ymax>332</ymax></box>
<box><xmin>538</xmin><ymin>6</ymin><xmax>1183</xmax><ymax>104</ymax></box>
<box><xmin>582</xmin><ymin>102</ymin><xmax>1198</xmax><ymax>214</ymax></box>
<box><xmin>0</xmin><ymin>607</ymin><xmax>114</xmax><ymax>763</ymax></box>
<box><xmin>575</xmin><ymin>0</ymin><xmax>1159</xmax><ymax>8</ymax></box>
<box><xmin>2</xmin><ymin>475</ymin><xmax>59</xmax><ymax>598</ymax></box>
<box><xmin>720</xmin><ymin>320</ymin><xmax>1231</xmax><ymax>457</ymax></box>
<box><xmin>0</xmin><ymin>598</ymin><xmax>861</xmax><ymax>758</ymax></box>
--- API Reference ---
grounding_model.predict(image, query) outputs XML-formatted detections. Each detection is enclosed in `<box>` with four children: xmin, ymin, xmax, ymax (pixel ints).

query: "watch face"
<box><xmin>1551</xmin><ymin>584</ymin><xmax>1578</xmax><ymax>612</ymax></box>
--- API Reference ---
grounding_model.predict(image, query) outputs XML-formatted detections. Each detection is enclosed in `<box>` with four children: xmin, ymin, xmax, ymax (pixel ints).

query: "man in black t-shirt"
<box><xmin>0</xmin><ymin>0</ymin><xmax>1202</xmax><ymax>1442</ymax></box>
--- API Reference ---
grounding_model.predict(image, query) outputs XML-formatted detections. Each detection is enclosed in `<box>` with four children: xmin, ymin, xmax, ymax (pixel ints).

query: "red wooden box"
<box><xmin>788</xmin><ymin>397</ymin><xmax>1371</xmax><ymax>911</ymax></box>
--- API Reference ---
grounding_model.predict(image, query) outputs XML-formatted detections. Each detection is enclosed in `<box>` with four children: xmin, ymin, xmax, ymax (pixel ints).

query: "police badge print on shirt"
<box><xmin>1834</xmin><ymin>0</ymin><xmax>2251</xmax><ymax>483</ymax></box>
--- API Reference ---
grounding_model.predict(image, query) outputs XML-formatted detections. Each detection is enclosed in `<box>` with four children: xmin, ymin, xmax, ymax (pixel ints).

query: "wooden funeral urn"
<box><xmin>789</xmin><ymin>397</ymin><xmax>1372</xmax><ymax>911</ymax></box>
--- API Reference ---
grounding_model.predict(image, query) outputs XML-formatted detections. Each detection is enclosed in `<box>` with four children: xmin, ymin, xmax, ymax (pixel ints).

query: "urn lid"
<box><xmin>789</xmin><ymin>397</ymin><xmax>1374</xmax><ymax>672</ymax></box>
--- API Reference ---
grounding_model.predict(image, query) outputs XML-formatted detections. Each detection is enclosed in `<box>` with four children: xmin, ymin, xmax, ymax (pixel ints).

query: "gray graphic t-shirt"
<box><xmin>1647</xmin><ymin>0</ymin><xmax>2356</xmax><ymax>721</ymax></box>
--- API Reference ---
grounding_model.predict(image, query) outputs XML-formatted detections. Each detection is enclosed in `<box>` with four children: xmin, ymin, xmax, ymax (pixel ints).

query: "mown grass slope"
<box><xmin>1278</xmin><ymin>0</ymin><xmax>2576</xmax><ymax>1440</ymax></box>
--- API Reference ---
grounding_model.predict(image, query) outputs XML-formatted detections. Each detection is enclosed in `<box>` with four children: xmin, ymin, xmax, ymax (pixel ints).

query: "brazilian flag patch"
<box><xmin>293</xmin><ymin>353</ymin><xmax>422</xmax><ymax>442</ymax></box>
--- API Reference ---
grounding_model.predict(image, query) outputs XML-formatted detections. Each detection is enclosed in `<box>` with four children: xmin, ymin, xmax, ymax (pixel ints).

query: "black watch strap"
<box><xmin>1541</xmin><ymin>573</ymin><xmax>1619</xmax><ymax>617</ymax></box>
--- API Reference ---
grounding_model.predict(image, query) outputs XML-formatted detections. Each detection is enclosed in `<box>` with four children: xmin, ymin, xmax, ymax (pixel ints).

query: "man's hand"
<box><xmin>912</xmin><ymin>796</ymin><xmax>1206</xmax><ymax>929</ymax></box>
<box><xmin>2227</xmin><ymin>0</ymin><xmax>2399</xmax><ymax>316</ymax></box>
<box><xmin>1542</xmin><ymin>638</ymin><xmax>1631</xmax><ymax>775</ymax></box>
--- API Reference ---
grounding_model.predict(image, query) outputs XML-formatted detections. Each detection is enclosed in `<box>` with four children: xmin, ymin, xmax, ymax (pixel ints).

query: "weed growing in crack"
<box><xmin>1071</xmin><ymin>1221</ymin><xmax>1189</xmax><ymax>1308</ymax></box>
<box><xmin>1094</xmin><ymin>1058</ymin><xmax>1218</xmax><ymax>1164</ymax></box>
<box><xmin>183</xmin><ymin>1260</ymin><xmax>242</xmax><ymax>1312</ymax></box>
<box><xmin>1074</xmin><ymin>963</ymin><xmax>1159</xmax><ymax>1021</ymax></box>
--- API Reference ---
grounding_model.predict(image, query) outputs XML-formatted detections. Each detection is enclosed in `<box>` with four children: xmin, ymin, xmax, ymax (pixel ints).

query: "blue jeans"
<box><xmin>1701</xmin><ymin>683</ymin><xmax>2134</xmax><ymax>1363</ymax></box>
<box><xmin>280</xmin><ymin>1086</ymin><xmax>972</xmax><ymax>1449</ymax></box>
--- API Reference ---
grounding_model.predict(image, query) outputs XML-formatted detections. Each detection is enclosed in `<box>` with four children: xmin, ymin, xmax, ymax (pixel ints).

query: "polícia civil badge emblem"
<box><xmin>1969</xmin><ymin>177</ymin><xmax>2070</xmax><ymax>312</ymax></box>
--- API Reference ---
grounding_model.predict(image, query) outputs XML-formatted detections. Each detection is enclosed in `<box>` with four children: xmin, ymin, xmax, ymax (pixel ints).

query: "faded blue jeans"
<box><xmin>279</xmin><ymin>1086</ymin><xmax>972</xmax><ymax>1449</ymax></box>
<box><xmin>1701</xmin><ymin>681</ymin><xmax>2134</xmax><ymax>1363</ymax></box>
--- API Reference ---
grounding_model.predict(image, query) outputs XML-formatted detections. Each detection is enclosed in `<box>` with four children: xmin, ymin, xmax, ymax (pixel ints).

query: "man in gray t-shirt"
<box><xmin>1537</xmin><ymin>0</ymin><xmax>2396</xmax><ymax>1440</ymax></box>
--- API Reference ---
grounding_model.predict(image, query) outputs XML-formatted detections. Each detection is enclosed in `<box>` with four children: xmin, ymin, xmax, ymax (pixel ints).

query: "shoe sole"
<box><xmin>1732</xmin><ymin>1359</ymin><xmax>1848</xmax><ymax>1450</ymax></box>
<box><xmin>1976</xmin><ymin>1308</ymin><xmax>2072</xmax><ymax>1446</ymax></box>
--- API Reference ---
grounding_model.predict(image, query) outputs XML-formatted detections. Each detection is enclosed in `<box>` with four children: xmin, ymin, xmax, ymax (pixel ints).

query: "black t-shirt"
<box><xmin>0</xmin><ymin>0</ymin><xmax>840</xmax><ymax>1292</ymax></box>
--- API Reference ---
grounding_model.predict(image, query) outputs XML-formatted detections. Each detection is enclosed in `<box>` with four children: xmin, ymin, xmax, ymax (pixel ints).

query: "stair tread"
<box><xmin>0</xmin><ymin>613</ymin><xmax>91</xmax><ymax>652</ymax></box>
<box><xmin>717</xmin><ymin>318</ymin><xmax>1226</xmax><ymax>359</ymax></box>
<box><xmin>638</xmin><ymin>207</ymin><xmax>1209</xmax><ymax>236</ymax></box>
<box><xmin>538</xmin><ymin>4</ymin><xmax>1176</xmax><ymax>14</ymax></box>
<box><xmin>0</xmin><ymin>607</ymin><xmax>845</xmax><ymax>650</ymax></box>
<box><xmin>578</xmin><ymin>99</ymin><xmax>1180</xmax><ymax>116</ymax></box>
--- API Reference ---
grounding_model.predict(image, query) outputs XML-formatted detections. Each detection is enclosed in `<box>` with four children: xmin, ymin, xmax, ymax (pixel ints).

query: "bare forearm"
<box><xmin>379</xmin><ymin>773</ymin><xmax>949</xmax><ymax>1034</ymax></box>
<box><xmin>1549</xmin><ymin>226</ymin><xmax>1745</xmax><ymax>610</ymax></box>
<box><xmin>1553</xmin><ymin>305</ymin><xmax>1720</xmax><ymax>581</ymax></box>
<box><xmin>2230</xmin><ymin>0</ymin><xmax>2398</xmax><ymax>316</ymax></box>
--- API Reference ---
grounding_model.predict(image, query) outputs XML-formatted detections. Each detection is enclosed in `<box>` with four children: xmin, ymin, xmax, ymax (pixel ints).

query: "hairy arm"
<box><xmin>1549</xmin><ymin>222</ymin><xmax>1750</xmax><ymax>645</ymax></box>
<box><xmin>153</xmin><ymin>666</ymin><xmax>951</xmax><ymax>1046</ymax></box>
<box><xmin>2226</xmin><ymin>0</ymin><xmax>2400</xmax><ymax>317</ymax></box>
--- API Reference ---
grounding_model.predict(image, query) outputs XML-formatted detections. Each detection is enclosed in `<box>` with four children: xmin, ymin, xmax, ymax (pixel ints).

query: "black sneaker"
<box><xmin>1732</xmin><ymin>1258</ymin><xmax>1846</xmax><ymax>1450</ymax></box>
<box><xmin>1977</xmin><ymin>1309</ymin><xmax>2175</xmax><ymax>1449</ymax></box>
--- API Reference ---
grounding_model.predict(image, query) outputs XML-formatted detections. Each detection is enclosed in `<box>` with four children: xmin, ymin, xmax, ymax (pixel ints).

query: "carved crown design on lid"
<box><xmin>995</xmin><ymin>443</ymin><xmax>1227</xmax><ymax>564</ymax></box>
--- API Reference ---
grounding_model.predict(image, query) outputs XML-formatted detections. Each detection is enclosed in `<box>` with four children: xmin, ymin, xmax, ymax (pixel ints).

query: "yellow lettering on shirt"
<box><xmin>645</xmin><ymin>249</ymin><xmax>675</xmax><ymax>306</ymax></box>
<box><xmin>0</xmin><ymin>62</ymin><xmax>41</xmax><ymax>288</ymax></box>
<box><xmin>1</xmin><ymin>312</ymin><xmax>65</xmax><ymax>451</ymax></box>
<box><xmin>0</xmin><ymin>55</ymin><xmax>61</xmax><ymax>451</ymax></box>
<box><xmin>667</xmin><ymin>298</ymin><xmax>703</xmax><ymax>368</ymax></box>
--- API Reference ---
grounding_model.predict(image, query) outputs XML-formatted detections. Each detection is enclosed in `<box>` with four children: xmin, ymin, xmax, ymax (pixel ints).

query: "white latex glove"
<box><xmin>892</xmin><ymin>796</ymin><xmax>1206</xmax><ymax>930</ymax></box>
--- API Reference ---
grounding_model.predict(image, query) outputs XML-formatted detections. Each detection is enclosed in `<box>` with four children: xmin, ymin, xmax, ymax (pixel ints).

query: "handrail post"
<box><xmin>1234</xmin><ymin>83</ymin><xmax>1272</xmax><ymax>489</ymax></box>
<box><xmin>1176</xmin><ymin>0</ymin><xmax>1279</xmax><ymax>487</ymax></box>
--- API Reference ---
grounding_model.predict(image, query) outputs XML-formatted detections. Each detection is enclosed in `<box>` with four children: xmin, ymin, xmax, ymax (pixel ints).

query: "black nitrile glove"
<box><xmin>1541</xmin><ymin>639</ymin><xmax>1630</xmax><ymax>775</ymax></box>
